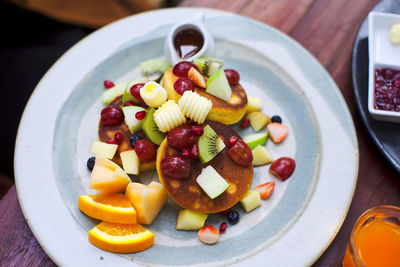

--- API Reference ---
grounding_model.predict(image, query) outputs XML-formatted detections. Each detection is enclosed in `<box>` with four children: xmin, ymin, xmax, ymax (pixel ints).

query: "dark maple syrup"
<box><xmin>173</xmin><ymin>27</ymin><xmax>204</xmax><ymax>59</ymax></box>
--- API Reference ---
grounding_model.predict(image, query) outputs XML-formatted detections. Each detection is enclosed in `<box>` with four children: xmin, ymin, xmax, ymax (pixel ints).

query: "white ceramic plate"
<box><xmin>15</xmin><ymin>8</ymin><xmax>358</xmax><ymax>267</ymax></box>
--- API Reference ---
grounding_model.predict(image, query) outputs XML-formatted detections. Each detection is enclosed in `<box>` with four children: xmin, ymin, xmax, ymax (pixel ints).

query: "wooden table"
<box><xmin>2</xmin><ymin>0</ymin><xmax>400</xmax><ymax>266</ymax></box>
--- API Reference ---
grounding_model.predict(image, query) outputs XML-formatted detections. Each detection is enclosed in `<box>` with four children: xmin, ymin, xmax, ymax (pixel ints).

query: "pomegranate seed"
<box><xmin>181</xmin><ymin>148</ymin><xmax>189</xmax><ymax>158</ymax></box>
<box><xmin>239</xmin><ymin>118</ymin><xmax>250</xmax><ymax>128</ymax></box>
<box><xmin>219</xmin><ymin>222</ymin><xmax>227</xmax><ymax>233</ymax></box>
<box><xmin>107</xmin><ymin>138</ymin><xmax>117</xmax><ymax>145</ymax></box>
<box><xmin>189</xmin><ymin>144</ymin><xmax>199</xmax><ymax>159</ymax></box>
<box><xmin>103</xmin><ymin>80</ymin><xmax>115</xmax><ymax>89</ymax></box>
<box><xmin>135</xmin><ymin>111</ymin><xmax>146</xmax><ymax>120</ymax></box>
<box><xmin>220</xmin><ymin>209</ymin><xmax>231</xmax><ymax>216</ymax></box>
<box><xmin>192</xmin><ymin>126</ymin><xmax>204</xmax><ymax>136</ymax></box>
<box><xmin>114</xmin><ymin>132</ymin><xmax>124</xmax><ymax>144</ymax></box>
<box><xmin>124</xmin><ymin>100</ymin><xmax>136</xmax><ymax>106</ymax></box>
<box><xmin>226</xmin><ymin>136</ymin><xmax>238</xmax><ymax>148</ymax></box>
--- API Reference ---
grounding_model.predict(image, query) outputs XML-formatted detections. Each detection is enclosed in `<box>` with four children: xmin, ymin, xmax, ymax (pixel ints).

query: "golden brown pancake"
<box><xmin>161</xmin><ymin>68</ymin><xmax>247</xmax><ymax>125</ymax></box>
<box><xmin>156</xmin><ymin>121</ymin><xmax>253</xmax><ymax>213</ymax></box>
<box><xmin>98</xmin><ymin>96</ymin><xmax>155</xmax><ymax>171</ymax></box>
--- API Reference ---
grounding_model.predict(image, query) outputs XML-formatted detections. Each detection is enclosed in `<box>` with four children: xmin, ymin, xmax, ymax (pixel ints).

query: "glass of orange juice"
<box><xmin>342</xmin><ymin>205</ymin><xmax>400</xmax><ymax>267</ymax></box>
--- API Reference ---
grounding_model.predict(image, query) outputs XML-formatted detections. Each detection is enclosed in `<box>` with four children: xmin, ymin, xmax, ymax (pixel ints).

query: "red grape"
<box><xmin>101</xmin><ymin>106</ymin><xmax>124</xmax><ymax>126</ymax></box>
<box><xmin>174</xmin><ymin>77</ymin><xmax>194</xmax><ymax>95</ymax></box>
<box><xmin>161</xmin><ymin>155</ymin><xmax>190</xmax><ymax>179</ymax></box>
<box><xmin>172</xmin><ymin>61</ymin><xmax>200</xmax><ymax>77</ymax></box>
<box><xmin>224</xmin><ymin>69</ymin><xmax>240</xmax><ymax>86</ymax></box>
<box><xmin>227</xmin><ymin>139</ymin><xmax>253</xmax><ymax>167</ymax></box>
<box><xmin>134</xmin><ymin>140</ymin><xmax>156</xmax><ymax>162</ymax></box>
<box><xmin>269</xmin><ymin>157</ymin><xmax>296</xmax><ymax>181</ymax></box>
<box><xmin>130</xmin><ymin>83</ymin><xmax>145</xmax><ymax>103</ymax></box>
<box><xmin>167</xmin><ymin>125</ymin><xmax>198</xmax><ymax>149</ymax></box>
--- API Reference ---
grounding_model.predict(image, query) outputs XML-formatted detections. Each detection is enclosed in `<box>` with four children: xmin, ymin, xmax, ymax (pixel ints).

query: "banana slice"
<box><xmin>178</xmin><ymin>91</ymin><xmax>212</xmax><ymax>124</ymax></box>
<box><xmin>140</xmin><ymin>81</ymin><xmax>167</xmax><ymax>108</ymax></box>
<box><xmin>154</xmin><ymin>100</ymin><xmax>186</xmax><ymax>132</ymax></box>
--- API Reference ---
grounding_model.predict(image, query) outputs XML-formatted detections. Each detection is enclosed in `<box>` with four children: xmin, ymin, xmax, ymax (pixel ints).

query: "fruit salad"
<box><xmin>79</xmin><ymin>57</ymin><xmax>296</xmax><ymax>253</ymax></box>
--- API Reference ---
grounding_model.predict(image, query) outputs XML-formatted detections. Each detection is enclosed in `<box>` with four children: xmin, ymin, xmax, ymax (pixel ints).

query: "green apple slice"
<box><xmin>102</xmin><ymin>83</ymin><xmax>126</xmax><ymax>105</ymax></box>
<box><xmin>122</xmin><ymin>106</ymin><xmax>146</xmax><ymax>134</ymax></box>
<box><xmin>243</xmin><ymin>132</ymin><xmax>268</xmax><ymax>150</ymax></box>
<box><xmin>196</xmin><ymin>165</ymin><xmax>229</xmax><ymax>199</ymax></box>
<box><xmin>176</xmin><ymin>209</ymin><xmax>208</xmax><ymax>230</ymax></box>
<box><xmin>240</xmin><ymin>190</ymin><xmax>261</xmax><ymax>212</ymax></box>
<box><xmin>205</xmin><ymin>68</ymin><xmax>232</xmax><ymax>101</ymax></box>
<box><xmin>122</xmin><ymin>80</ymin><xmax>142</xmax><ymax>105</ymax></box>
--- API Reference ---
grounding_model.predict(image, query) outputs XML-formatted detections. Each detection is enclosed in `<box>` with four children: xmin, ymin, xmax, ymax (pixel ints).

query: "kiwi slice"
<box><xmin>142</xmin><ymin>107</ymin><xmax>166</xmax><ymax>145</ymax></box>
<box><xmin>192</xmin><ymin>57</ymin><xmax>224</xmax><ymax>76</ymax></box>
<box><xmin>140</xmin><ymin>59</ymin><xmax>171</xmax><ymax>81</ymax></box>
<box><xmin>198</xmin><ymin>125</ymin><xmax>226</xmax><ymax>163</ymax></box>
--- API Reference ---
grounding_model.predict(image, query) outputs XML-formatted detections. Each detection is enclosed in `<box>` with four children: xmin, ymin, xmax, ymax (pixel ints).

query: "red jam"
<box><xmin>374</xmin><ymin>68</ymin><xmax>400</xmax><ymax>112</ymax></box>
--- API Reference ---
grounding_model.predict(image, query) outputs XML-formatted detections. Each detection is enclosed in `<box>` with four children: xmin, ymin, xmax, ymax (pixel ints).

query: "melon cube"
<box><xmin>90</xmin><ymin>140</ymin><xmax>118</xmax><ymax>159</ymax></box>
<box><xmin>240</xmin><ymin>190</ymin><xmax>261</xmax><ymax>212</ymax></box>
<box><xmin>126</xmin><ymin>182</ymin><xmax>167</xmax><ymax>225</ymax></box>
<box><xmin>176</xmin><ymin>209</ymin><xmax>208</xmax><ymax>230</ymax></box>
<box><xmin>90</xmin><ymin>158</ymin><xmax>131</xmax><ymax>194</ymax></box>
<box><xmin>196</xmin><ymin>165</ymin><xmax>229</xmax><ymax>199</ymax></box>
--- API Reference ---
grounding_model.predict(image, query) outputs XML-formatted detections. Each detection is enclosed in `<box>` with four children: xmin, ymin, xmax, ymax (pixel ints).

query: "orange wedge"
<box><xmin>78</xmin><ymin>194</ymin><xmax>137</xmax><ymax>224</ymax></box>
<box><xmin>88</xmin><ymin>222</ymin><xmax>154</xmax><ymax>253</ymax></box>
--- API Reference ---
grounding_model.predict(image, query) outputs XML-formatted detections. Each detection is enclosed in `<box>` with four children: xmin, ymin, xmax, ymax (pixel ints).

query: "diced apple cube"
<box><xmin>246</xmin><ymin>96</ymin><xmax>263</xmax><ymax>114</ymax></box>
<box><xmin>246</xmin><ymin>111</ymin><xmax>271</xmax><ymax>132</ymax></box>
<box><xmin>126</xmin><ymin>182</ymin><xmax>167</xmax><ymax>225</ymax></box>
<box><xmin>196</xmin><ymin>166</ymin><xmax>229</xmax><ymax>199</ymax></box>
<box><xmin>176</xmin><ymin>209</ymin><xmax>208</xmax><ymax>230</ymax></box>
<box><xmin>252</xmin><ymin>145</ymin><xmax>273</xmax><ymax>166</ymax></box>
<box><xmin>90</xmin><ymin>140</ymin><xmax>118</xmax><ymax>159</ymax></box>
<box><xmin>120</xmin><ymin>150</ymin><xmax>140</xmax><ymax>175</ymax></box>
<box><xmin>90</xmin><ymin>158</ymin><xmax>131</xmax><ymax>194</ymax></box>
<box><xmin>240</xmin><ymin>190</ymin><xmax>261</xmax><ymax>213</ymax></box>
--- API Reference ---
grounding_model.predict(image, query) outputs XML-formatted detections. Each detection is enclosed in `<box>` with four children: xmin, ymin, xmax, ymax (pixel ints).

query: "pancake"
<box><xmin>98</xmin><ymin>96</ymin><xmax>156</xmax><ymax>171</ymax></box>
<box><xmin>156</xmin><ymin>121</ymin><xmax>253</xmax><ymax>213</ymax></box>
<box><xmin>161</xmin><ymin>68</ymin><xmax>247</xmax><ymax>125</ymax></box>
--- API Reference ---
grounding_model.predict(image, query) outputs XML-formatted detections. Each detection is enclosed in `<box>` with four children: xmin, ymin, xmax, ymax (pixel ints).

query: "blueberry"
<box><xmin>130</xmin><ymin>135</ymin><xmax>142</xmax><ymax>148</ymax></box>
<box><xmin>87</xmin><ymin>157</ymin><xmax>95</xmax><ymax>171</ymax></box>
<box><xmin>227</xmin><ymin>210</ymin><xmax>240</xmax><ymax>225</ymax></box>
<box><xmin>271</xmin><ymin>115</ymin><xmax>282</xmax><ymax>123</ymax></box>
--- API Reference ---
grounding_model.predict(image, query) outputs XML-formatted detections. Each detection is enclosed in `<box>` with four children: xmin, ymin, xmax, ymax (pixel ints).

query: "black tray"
<box><xmin>352</xmin><ymin>0</ymin><xmax>400</xmax><ymax>173</ymax></box>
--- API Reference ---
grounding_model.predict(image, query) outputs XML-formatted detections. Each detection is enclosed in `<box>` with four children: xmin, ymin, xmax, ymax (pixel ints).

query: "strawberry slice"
<box><xmin>254</xmin><ymin>181</ymin><xmax>275</xmax><ymax>200</ymax></box>
<box><xmin>198</xmin><ymin>225</ymin><xmax>219</xmax><ymax>245</ymax></box>
<box><xmin>267</xmin><ymin>123</ymin><xmax>288</xmax><ymax>143</ymax></box>
<box><xmin>188</xmin><ymin>67</ymin><xmax>206</xmax><ymax>88</ymax></box>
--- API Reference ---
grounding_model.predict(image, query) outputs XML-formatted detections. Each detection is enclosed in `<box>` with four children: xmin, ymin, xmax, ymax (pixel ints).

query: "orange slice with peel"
<box><xmin>88</xmin><ymin>222</ymin><xmax>154</xmax><ymax>253</ymax></box>
<box><xmin>78</xmin><ymin>194</ymin><xmax>137</xmax><ymax>224</ymax></box>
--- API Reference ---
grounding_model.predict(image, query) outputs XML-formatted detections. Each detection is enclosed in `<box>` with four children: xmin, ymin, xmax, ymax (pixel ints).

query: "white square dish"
<box><xmin>368</xmin><ymin>12</ymin><xmax>400</xmax><ymax>123</ymax></box>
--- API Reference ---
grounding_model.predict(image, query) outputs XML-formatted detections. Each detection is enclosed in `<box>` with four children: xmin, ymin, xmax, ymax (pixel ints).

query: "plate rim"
<box><xmin>14</xmin><ymin>7</ymin><xmax>359</xmax><ymax>266</ymax></box>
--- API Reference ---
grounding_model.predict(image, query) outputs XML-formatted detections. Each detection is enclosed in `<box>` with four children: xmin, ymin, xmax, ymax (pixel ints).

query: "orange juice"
<box><xmin>343</xmin><ymin>206</ymin><xmax>400</xmax><ymax>267</ymax></box>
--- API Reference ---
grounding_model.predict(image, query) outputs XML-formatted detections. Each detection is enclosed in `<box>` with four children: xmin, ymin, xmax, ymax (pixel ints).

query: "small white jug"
<box><xmin>164</xmin><ymin>12</ymin><xmax>215</xmax><ymax>65</ymax></box>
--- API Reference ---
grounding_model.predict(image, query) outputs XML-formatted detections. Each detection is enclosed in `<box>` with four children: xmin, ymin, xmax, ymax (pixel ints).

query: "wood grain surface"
<box><xmin>2</xmin><ymin>0</ymin><xmax>400</xmax><ymax>266</ymax></box>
